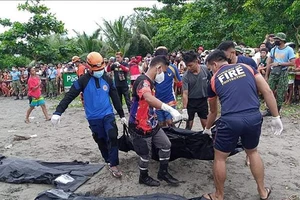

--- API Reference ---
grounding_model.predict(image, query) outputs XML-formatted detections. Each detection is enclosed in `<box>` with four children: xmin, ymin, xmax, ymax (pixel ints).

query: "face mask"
<box><xmin>274</xmin><ymin>41</ymin><xmax>281</xmax><ymax>46</ymax></box>
<box><xmin>12</xmin><ymin>68</ymin><xmax>16</xmax><ymax>71</ymax></box>
<box><xmin>227</xmin><ymin>58</ymin><xmax>232</xmax><ymax>64</ymax></box>
<box><xmin>93</xmin><ymin>70</ymin><xmax>104</xmax><ymax>78</ymax></box>
<box><xmin>155</xmin><ymin>71</ymin><xmax>165</xmax><ymax>84</ymax></box>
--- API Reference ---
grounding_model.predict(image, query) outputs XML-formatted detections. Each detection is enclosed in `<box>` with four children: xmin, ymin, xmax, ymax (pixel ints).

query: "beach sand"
<box><xmin>0</xmin><ymin>96</ymin><xmax>299</xmax><ymax>200</ymax></box>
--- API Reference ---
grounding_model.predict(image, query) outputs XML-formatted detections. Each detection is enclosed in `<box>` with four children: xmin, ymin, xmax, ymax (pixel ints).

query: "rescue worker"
<box><xmin>129</xmin><ymin>55</ymin><xmax>182</xmax><ymax>187</ymax></box>
<box><xmin>153</xmin><ymin>46</ymin><xmax>182</xmax><ymax>127</ymax></box>
<box><xmin>51</xmin><ymin>52</ymin><xmax>127</xmax><ymax>178</ymax></box>
<box><xmin>201</xmin><ymin>50</ymin><xmax>283</xmax><ymax>200</ymax></box>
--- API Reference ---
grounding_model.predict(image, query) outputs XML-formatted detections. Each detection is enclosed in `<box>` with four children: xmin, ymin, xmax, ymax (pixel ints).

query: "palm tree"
<box><xmin>73</xmin><ymin>28</ymin><xmax>106</xmax><ymax>57</ymax></box>
<box><xmin>97</xmin><ymin>16</ymin><xmax>132</xmax><ymax>56</ymax></box>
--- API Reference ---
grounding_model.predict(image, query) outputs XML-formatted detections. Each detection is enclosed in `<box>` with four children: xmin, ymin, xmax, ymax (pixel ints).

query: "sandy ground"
<box><xmin>0</xmin><ymin>96</ymin><xmax>299</xmax><ymax>200</ymax></box>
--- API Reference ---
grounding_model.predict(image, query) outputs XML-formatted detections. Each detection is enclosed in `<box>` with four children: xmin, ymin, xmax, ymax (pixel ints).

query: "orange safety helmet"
<box><xmin>72</xmin><ymin>56</ymin><xmax>80</xmax><ymax>63</ymax></box>
<box><xmin>86</xmin><ymin>52</ymin><xmax>105</xmax><ymax>71</ymax></box>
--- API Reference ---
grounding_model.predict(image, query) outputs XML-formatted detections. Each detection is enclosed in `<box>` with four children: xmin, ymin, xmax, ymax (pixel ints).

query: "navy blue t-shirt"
<box><xmin>237</xmin><ymin>55</ymin><xmax>257</xmax><ymax>70</ymax></box>
<box><xmin>207</xmin><ymin>63</ymin><xmax>260</xmax><ymax>116</ymax></box>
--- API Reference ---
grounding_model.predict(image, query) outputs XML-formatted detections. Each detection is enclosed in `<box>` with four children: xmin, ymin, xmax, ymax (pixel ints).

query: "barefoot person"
<box><xmin>201</xmin><ymin>50</ymin><xmax>283</xmax><ymax>200</ymax></box>
<box><xmin>25</xmin><ymin>67</ymin><xmax>51</xmax><ymax>123</ymax></box>
<box><xmin>51</xmin><ymin>52</ymin><xmax>127</xmax><ymax>178</ymax></box>
<box><xmin>129</xmin><ymin>55</ymin><xmax>182</xmax><ymax>187</ymax></box>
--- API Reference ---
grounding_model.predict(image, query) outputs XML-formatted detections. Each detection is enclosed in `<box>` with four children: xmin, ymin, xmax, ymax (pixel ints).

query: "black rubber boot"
<box><xmin>139</xmin><ymin>170</ymin><xmax>160</xmax><ymax>187</ymax></box>
<box><xmin>157</xmin><ymin>163</ymin><xmax>179</xmax><ymax>186</ymax></box>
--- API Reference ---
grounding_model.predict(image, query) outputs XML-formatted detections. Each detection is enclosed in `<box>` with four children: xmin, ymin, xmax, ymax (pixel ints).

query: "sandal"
<box><xmin>201</xmin><ymin>193</ymin><xmax>213</xmax><ymax>200</ymax></box>
<box><xmin>109</xmin><ymin>166</ymin><xmax>122</xmax><ymax>178</ymax></box>
<box><xmin>260</xmin><ymin>187</ymin><xmax>272</xmax><ymax>200</ymax></box>
<box><xmin>25</xmin><ymin>119</ymin><xmax>30</xmax><ymax>124</ymax></box>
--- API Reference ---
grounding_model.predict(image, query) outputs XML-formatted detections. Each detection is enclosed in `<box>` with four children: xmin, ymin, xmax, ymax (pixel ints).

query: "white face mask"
<box><xmin>155</xmin><ymin>71</ymin><xmax>165</xmax><ymax>84</ymax></box>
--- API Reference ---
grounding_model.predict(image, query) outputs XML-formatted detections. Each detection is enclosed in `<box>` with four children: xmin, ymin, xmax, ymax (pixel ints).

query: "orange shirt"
<box><xmin>77</xmin><ymin>64</ymin><xmax>86</xmax><ymax>77</ymax></box>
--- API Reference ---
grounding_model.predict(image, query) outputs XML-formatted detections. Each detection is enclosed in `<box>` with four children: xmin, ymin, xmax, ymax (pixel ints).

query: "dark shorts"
<box><xmin>187</xmin><ymin>98</ymin><xmax>208</xmax><ymax>120</ymax></box>
<box><xmin>214</xmin><ymin>111</ymin><xmax>263</xmax><ymax>153</ymax></box>
<box><xmin>295</xmin><ymin>79</ymin><xmax>300</xmax><ymax>87</ymax></box>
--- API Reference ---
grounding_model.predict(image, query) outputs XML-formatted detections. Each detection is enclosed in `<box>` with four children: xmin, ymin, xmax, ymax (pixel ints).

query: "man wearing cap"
<box><xmin>51</xmin><ymin>52</ymin><xmax>127</xmax><ymax>178</ymax></box>
<box><xmin>235</xmin><ymin>45</ymin><xmax>244</xmax><ymax>56</ymax></box>
<box><xmin>263</xmin><ymin>32</ymin><xmax>296</xmax><ymax>116</ymax></box>
<box><xmin>72</xmin><ymin>56</ymin><xmax>87</xmax><ymax>78</ymax></box>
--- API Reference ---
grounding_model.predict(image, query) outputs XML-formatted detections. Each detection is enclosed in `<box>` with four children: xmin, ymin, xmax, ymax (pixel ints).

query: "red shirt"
<box><xmin>28</xmin><ymin>76</ymin><xmax>41</xmax><ymax>98</ymax></box>
<box><xmin>295</xmin><ymin>58</ymin><xmax>300</xmax><ymax>80</ymax></box>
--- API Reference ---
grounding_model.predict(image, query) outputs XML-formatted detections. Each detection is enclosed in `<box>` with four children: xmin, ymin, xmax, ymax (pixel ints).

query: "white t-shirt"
<box><xmin>253</xmin><ymin>52</ymin><xmax>270</xmax><ymax>62</ymax></box>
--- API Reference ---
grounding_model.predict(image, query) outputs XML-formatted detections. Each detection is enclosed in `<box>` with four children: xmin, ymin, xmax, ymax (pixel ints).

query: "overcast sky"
<box><xmin>0</xmin><ymin>1</ymin><xmax>162</xmax><ymax>37</ymax></box>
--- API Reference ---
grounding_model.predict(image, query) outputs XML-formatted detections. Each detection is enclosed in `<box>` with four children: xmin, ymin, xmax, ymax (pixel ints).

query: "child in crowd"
<box><xmin>25</xmin><ymin>67</ymin><xmax>51</xmax><ymax>123</ymax></box>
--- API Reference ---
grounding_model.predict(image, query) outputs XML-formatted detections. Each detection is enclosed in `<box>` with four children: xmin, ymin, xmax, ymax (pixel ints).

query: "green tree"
<box><xmin>135</xmin><ymin>0</ymin><xmax>299</xmax><ymax>51</ymax></box>
<box><xmin>0</xmin><ymin>54</ymin><xmax>31</xmax><ymax>69</ymax></box>
<box><xmin>0</xmin><ymin>0</ymin><xmax>66</xmax><ymax>63</ymax></box>
<box><xmin>243</xmin><ymin>0</ymin><xmax>300</xmax><ymax>46</ymax></box>
<box><xmin>73</xmin><ymin>29</ymin><xmax>106</xmax><ymax>59</ymax></box>
<box><xmin>43</xmin><ymin>34</ymin><xmax>82</xmax><ymax>63</ymax></box>
<box><xmin>98</xmin><ymin>16</ymin><xmax>133</xmax><ymax>56</ymax></box>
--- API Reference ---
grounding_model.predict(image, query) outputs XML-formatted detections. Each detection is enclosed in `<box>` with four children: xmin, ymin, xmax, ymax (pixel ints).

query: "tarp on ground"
<box><xmin>35</xmin><ymin>189</ymin><xmax>191</xmax><ymax>200</ymax></box>
<box><xmin>0</xmin><ymin>155</ymin><xmax>104</xmax><ymax>192</ymax></box>
<box><xmin>119</xmin><ymin>125</ymin><xmax>244</xmax><ymax>161</ymax></box>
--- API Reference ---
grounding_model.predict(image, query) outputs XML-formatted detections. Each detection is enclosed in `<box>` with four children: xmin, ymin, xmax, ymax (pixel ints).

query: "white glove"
<box><xmin>114</xmin><ymin>62</ymin><xmax>120</xmax><ymax>66</ymax></box>
<box><xmin>161</xmin><ymin>103</ymin><xmax>182</xmax><ymax>122</ymax></box>
<box><xmin>120</xmin><ymin>117</ymin><xmax>127</xmax><ymax>125</ymax></box>
<box><xmin>51</xmin><ymin>114</ymin><xmax>61</xmax><ymax>126</ymax></box>
<box><xmin>203</xmin><ymin>128</ymin><xmax>212</xmax><ymax>138</ymax></box>
<box><xmin>271</xmin><ymin>116</ymin><xmax>283</xmax><ymax>135</ymax></box>
<box><xmin>182</xmin><ymin>109</ymin><xmax>188</xmax><ymax>120</ymax></box>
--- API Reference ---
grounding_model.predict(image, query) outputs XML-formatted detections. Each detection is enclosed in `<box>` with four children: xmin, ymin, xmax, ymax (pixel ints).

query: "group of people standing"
<box><xmin>47</xmin><ymin>31</ymin><xmax>293</xmax><ymax>200</ymax></box>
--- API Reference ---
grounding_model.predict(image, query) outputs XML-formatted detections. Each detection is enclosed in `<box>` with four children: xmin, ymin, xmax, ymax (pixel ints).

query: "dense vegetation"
<box><xmin>0</xmin><ymin>0</ymin><xmax>299</xmax><ymax>68</ymax></box>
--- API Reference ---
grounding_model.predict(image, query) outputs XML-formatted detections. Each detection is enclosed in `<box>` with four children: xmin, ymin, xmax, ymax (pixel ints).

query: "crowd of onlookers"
<box><xmin>1</xmin><ymin>33</ymin><xmax>300</xmax><ymax>106</ymax></box>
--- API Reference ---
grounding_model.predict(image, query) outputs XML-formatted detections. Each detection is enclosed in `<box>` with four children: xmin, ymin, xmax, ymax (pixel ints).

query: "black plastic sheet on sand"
<box><xmin>35</xmin><ymin>189</ymin><xmax>194</xmax><ymax>200</ymax></box>
<box><xmin>0</xmin><ymin>155</ymin><xmax>104</xmax><ymax>192</ymax></box>
<box><xmin>119</xmin><ymin>125</ymin><xmax>244</xmax><ymax>161</ymax></box>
